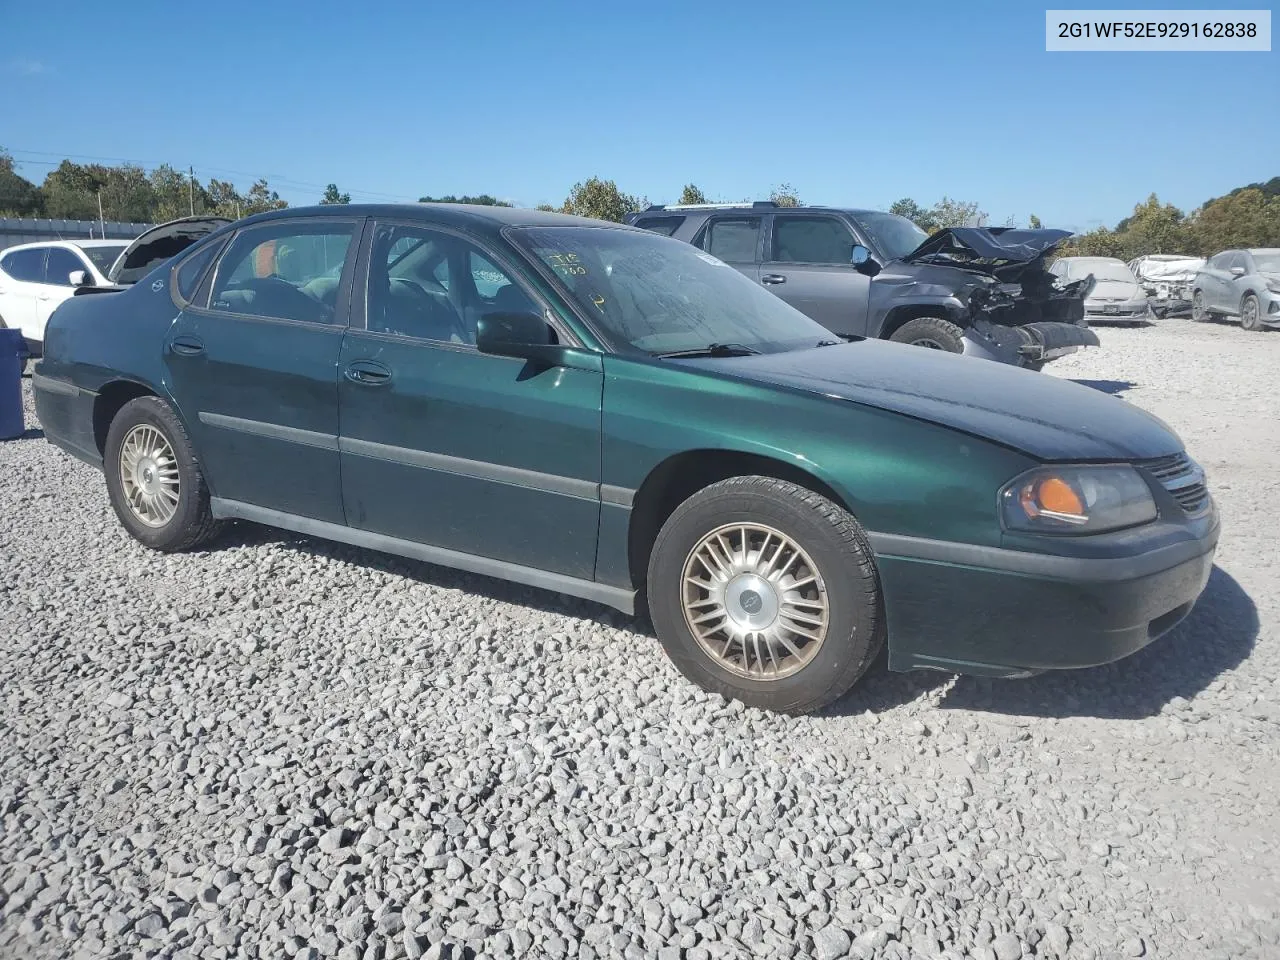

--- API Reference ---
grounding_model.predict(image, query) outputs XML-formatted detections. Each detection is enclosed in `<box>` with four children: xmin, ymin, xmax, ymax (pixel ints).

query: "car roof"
<box><xmin>1246</xmin><ymin>247</ymin><xmax>1280</xmax><ymax>255</ymax></box>
<box><xmin>236</xmin><ymin>203</ymin><xmax>639</xmax><ymax>235</ymax></box>
<box><xmin>1058</xmin><ymin>256</ymin><xmax>1125</xmax><ymax>263</ymax></box>
<box><xmin>634</xmin><ymin>204</ymin><xmax>882</xmax><ymax>218</ymax></box>
<box><xmin>1</xmin><ymin>238</ymin><xmax>130</xmax><ymax>253</ymax></box>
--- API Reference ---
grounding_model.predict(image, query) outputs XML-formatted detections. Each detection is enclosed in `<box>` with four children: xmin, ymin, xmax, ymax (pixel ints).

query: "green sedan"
<box><xmin>32</xmin><ymin>204</ymin><xmax>1219</xmax><ymax>713</ymax></box>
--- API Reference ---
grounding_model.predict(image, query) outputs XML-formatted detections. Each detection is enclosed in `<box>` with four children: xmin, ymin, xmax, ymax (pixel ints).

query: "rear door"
<box><xmin>696</xmin><ymin>215</ymin><xmax>763</xmax><ymax>283</ymax></box>
<box><xmin>337</xmin><ymin>219</ymin><xmax>604</xmax><ymax>578</ymax></box>
<box><xmin>0</xmin><ymin>247</ymin><xmax>47</xmax><ymax>343</ymax></box>
<box><xmin>1203</xmin><ymin>253</ymin><xmax>1234</xmax><ymax>312</ymax></box>
<box><xmin>760</xmin><ymin>213</ymin><xmax>871</xmax><ymax>336</ymax></box>
<box><xmin>163</xmin><ymin>217</ymin><xmax>360</xmax><ymax>523</ymax></box>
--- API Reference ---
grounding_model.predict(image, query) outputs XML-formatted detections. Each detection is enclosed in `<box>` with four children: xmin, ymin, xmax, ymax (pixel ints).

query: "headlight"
<box><xmin>1000</xmin><ymin>465</ymin><xmax>1157</xmax><ymax>534</ymax></box>
<box><xmin>1266</xmin><ymin>280</ymin><xmax>1280</xmax><ymax>294</ymax></box>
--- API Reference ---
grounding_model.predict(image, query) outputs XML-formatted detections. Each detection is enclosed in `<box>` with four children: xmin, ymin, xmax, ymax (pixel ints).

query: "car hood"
<box><xmin>107</xmin><ymin>216</ymin><xmax>232</xmax><ymax>285</ymax></box>
<box><xmin>1132</xmin><ymin>257</ymin><xmax>1204</xmax><ymax>282</ymax></box>
<box><xmin>1086</xmin><ymin>278</ymin><xmax>1143</xmax><ymax>301</ymax></box>
<box><xmin>679</xmin><ymin>340</ymin><xmax>1181</xmax><ymax>461</ymax></box>
<box><xmin>900</xmin><ymin>227</ymin><xmax>1074</xmax><ymax>265</ymax></box>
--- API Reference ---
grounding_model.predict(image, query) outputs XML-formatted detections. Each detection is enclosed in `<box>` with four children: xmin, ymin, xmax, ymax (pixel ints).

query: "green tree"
<box><xmin>418</xmin><ymin>194</ymin><xmax>511</xmax><ymax>206</ymax></box>
<box><xmin>928</xmin><ymin>196</ymin><xmax>985</xmax><ymax>229</ymax></box>
<box><xmin>206</xmin><ymin>179</ymin><xmax>244</xmax><ymax>218</ymax></box>
<box><xmin>1029</xmin><ymin>213</ymin><xmax>1043</xmax><ymax>229</ymax></box>
<box><xmin>97</xmin><ymin>164</ymin><xmax>155</xmax><ymax>222</ymax></box>
<box><xmin>560</xmin><ymin>177</ymin><xmax>643</xmax><ymax>222</ymax></box>
<box><xmin>242</xmin><ymin>179</ymin><xmax>288</xmax><ymax>216</ymax></box>
<box><xmin>150</xmin><ymin>165</ymin><xmax>208</xmax><ymax>221</ymax></box>
<box><xmin>1119</xmin><ymin>193</ymin><xmax>1190</xmax><ymax>256</ymax></box>
<box><xmin>889</xmin><ymin>198</ymin><xmax>936</xmax><ymax>232</ymax></box>
<box><xmin>1056</xmin><ymin>226</ymin><xmax>1126</xmax><ymax>259</ymax></box>
<box><xmin>1187</xmin><ymin>187</ymin><xmax>1280</xmax><ymax>254</ymax></box>
<box><xmin>40</xmin><ymin>160</ymin><xmax>108</xmax><ymax>219</ymax></box>
<box><xmin>0</xmin><ymin>148</ymin><xmax>43</xmax><ymax>216</ymax></box>
<box><xmin>769</xmin><ymin>183</ymin><xmax>801</xmax><ymax>207</ymax></box>
<box><xmin>321</xmin><ymin>183</ymin><xmax>351</xmax><ymax>205</ymax></box>
<box><xmin>678</xmin><ymin>183</ymin><xmax>708</xmax><ymax>205</ymax></box>
<box><xmin>535</xmin><ymin>203</ymin><xmax>558</xmax><ymax>212</ymax></box>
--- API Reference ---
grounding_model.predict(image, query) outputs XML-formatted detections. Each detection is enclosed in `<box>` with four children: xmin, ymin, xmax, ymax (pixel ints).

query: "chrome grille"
<box><xmin>1138</xmin><ymin>452</ymin><xmax>1210</xmax><ymax>516</ymax></box>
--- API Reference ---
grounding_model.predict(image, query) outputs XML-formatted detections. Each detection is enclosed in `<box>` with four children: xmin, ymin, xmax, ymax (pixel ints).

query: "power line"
<box><xmin>5</xmin><ymin>148</ymin><xmax>420</xmax><ymax>203</ymax></box>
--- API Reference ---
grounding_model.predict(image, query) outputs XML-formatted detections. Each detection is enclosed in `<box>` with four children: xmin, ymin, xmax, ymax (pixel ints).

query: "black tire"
<box><xmin>104</xmin><ymin>396</ymin><xmax>223</xmax><ymax>552</ymax></box>
<box><xmin>1191</xmin><ymin>290</ymin><xmax>1207</xmax><ymax>322</ymax></box>
<box><xmin>1240</xmin><ymin>293</ymin><xmax>1263</xmax><ymax>332</ymax></box>
<box><xmin>888</xmin><ymin>316</ymin><xmax>965</xmax><ymax>352</ymax></box>
<box><xmin>647</xmin><ymin>476</ymin><xmax>884</xmax><ymax>715</ymax></box>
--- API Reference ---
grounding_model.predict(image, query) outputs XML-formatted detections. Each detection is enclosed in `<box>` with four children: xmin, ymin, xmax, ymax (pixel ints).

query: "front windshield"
<box><xmin>81</xmin><ymin>245</ymin><xmax>126</xmax><ymax>274</ymax></box>
<box><xmin>1070</xmin><ymin>259</ymin><xmax>1136</xmax><ymax>283</ymax></box>
<box><xmin>1252</xmin><ymin>251</ymin><xmax>1280</xmax><ymax>272</ymax></box>
<box><xmin>511</xmin><ymin>226</ymin><xmax>832</xmax><ymax>355</ymax></box>
<box><xmin>848</xmin><ymin>212</ymin><xmax>928</xmax><ymax>261</ymax></box>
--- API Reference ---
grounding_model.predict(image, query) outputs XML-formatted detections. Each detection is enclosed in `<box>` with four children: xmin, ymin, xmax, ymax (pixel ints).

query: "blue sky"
<box><xmin>3</xmin><ymin>0</ymin><xmax>1275</xmax><ymax>231</ymax></box>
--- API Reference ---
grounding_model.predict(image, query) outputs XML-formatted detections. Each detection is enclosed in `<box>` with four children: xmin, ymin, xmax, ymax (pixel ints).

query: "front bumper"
<box><xmin>873</xmin><ymin>509</ymin><xmax>1219</xmax><ymax>677</ymax></box>
<box><xmin>1260</xmin><ymin>289</ymin><xmax>1280</xmax><ymax>327</ymax></box>
<box><xmin>1084</xmin><ymin>302</ymin><xmax>1151</xmax><ymax>323</ymax></box>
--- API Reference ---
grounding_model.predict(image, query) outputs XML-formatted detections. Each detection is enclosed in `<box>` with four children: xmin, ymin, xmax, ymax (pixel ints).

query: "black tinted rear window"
<box><xmin>175</xmin><ymin>238</ymin><xmax>227</xmax><ymax>304</ymax></box>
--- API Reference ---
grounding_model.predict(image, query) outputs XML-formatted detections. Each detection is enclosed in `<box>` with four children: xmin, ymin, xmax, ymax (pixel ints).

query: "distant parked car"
<box><xmin>1192</xmin><ymin>248</ymin><xmax>1280</xmax><ymax>331</ymax></box>
<box><xmin>1128</xmin><ymin>254</ymin><xmax>1204</xmax><ymax>318</ymax></box>
<box><xmin>1049</xmin><ymin>257</ymin><xmax>1152</xmax><ymax>325</ymax></box>
<box><xmin>0</xmin><ymin>239</ymin><xmax>129</xmax><ymax>354</ymax></box>
<box><xmin>627</xmin><ymin>202</ymin><xmax>1098</xmax><ymax>370</ymax></box>
<box><xmin>33</xmin><ymin>204</ymin><xmax>1218</xmax><ymax>714</ymax></box>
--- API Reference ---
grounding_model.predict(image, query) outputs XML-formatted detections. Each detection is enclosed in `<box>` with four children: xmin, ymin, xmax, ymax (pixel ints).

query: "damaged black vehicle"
<box><xmin>627</xmin><ymin>202</ymin><xmax>1099</xmax><ymax>370</ymax></box>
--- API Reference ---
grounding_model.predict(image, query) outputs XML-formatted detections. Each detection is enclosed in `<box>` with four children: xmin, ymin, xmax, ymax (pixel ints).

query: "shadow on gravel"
<box><xmin>1072</xmin><ymin>378</ymin><xmax>1135</xmax><ymax>396</ymax></box>
<box><xmin>937</xmin><ymin>565</ymin><xmax>1257</xmax><ymax>719</ymax></box>
<box><xmin>212</xmin><ymin>522</ymin><xmax>633</xmax><ymax>629</ymax></box>
<box><xmin>8</xmin><ymin>427</ymin><xmax>44</xmax><ymax>440</ymax></box>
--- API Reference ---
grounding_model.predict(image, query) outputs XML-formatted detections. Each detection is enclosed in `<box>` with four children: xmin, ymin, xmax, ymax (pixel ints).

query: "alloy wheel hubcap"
<box><xmin>680</xmin><ymin>522</ymin><xmax>829</xmax><ymax>680</ymax></box>
<box><xmin>119</xmin><ymin>424</ymin><xmax>180</xmax><ymax>527</ymax></box>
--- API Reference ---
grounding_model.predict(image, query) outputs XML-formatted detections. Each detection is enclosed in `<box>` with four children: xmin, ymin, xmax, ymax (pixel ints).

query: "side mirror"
<box><xmin>68</xmin><ymin>270</ymin><xmax>93</xmax><ymax>287</ymax></box>
<box><xmin>850</xmin><ymin>244</ymin><xmax>881</xmax><ymax>277</ymax></box>
<box><xmin>1230</xmin><ymin>266</ymin><xmax>1245</xmax><ymax>277</ymax></box>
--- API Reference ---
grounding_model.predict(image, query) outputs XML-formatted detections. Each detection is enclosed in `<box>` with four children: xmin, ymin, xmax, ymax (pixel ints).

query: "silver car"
<box><xmin>1192</xmin><ymin>248</ymin><xmax>1280</xmax><ymax>331</ymax></box>
<box><xmin>1049</xmin><ymin>257</ymin><xmax>1152</xmax><ymax>324</ymax></box>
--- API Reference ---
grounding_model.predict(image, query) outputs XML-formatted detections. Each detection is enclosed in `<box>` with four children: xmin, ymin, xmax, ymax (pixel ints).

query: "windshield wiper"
<box><xmin>656</xmin><ymin>342</ymin><xmax>762</xmax><ymax>358</ymax></box>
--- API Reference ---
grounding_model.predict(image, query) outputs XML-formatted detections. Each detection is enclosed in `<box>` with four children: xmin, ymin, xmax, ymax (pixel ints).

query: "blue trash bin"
<box><xmin>0</xmin><ymin>328</ymin><xmax>28</xmax><ymax>440</ymax></box>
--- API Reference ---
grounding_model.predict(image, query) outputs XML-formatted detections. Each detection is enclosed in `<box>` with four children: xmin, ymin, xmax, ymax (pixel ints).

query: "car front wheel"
<box><xmin>647</xmin><ymin>476</ymin><xmax>884</xmax><ymax>714</ymax></box>
<box><xmin>888</xmin><ymin>316</ymin><xmax>965</xmax><ymax>352</ymax></box>
<box><xmin>1240</xmin><ymin>294</ymin><xmax>1263</xmax><ymax>332</ymax></box>
<box><xmin>104</xmin><ymin>396</ymin><xmax>223</xmax><ymax>552</ymax></box>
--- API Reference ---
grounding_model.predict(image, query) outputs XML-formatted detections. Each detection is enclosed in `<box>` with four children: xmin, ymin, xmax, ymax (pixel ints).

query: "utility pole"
<box><xmin>189</xmin><ymin>166</ymin><xmax>196</xmax><ymax>216</ymax></box>
<box><xmin>97</xmin><ymin>190</ymin><xmax>105</xmax><ymax>236</ymax></box>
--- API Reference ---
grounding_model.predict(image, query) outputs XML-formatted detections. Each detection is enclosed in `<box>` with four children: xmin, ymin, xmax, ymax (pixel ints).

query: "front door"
<box><xmin>36</xmin><ymin>247</ymin><xmax>89</xmax><ymax>336</ymax></box>
<box><xmin>337</xmin><ymin>221</ymin><xmax>603</xmax><ymax>579</ymax></box>
<box><xmin>760</xmin><ymin>214</ymin><xmax>871</xmax><ymax>336</ymax></box>
<box><xmin>163</xmin><ymin>217</ymin><xmax>360</xmax><ymax>523</ymax></box>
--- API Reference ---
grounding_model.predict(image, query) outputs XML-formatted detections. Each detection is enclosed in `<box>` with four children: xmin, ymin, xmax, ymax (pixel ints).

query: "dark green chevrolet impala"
<box><xmin>32</xmin><ymin>204</ymin><xmax>1219</xmax><ymax>713</ymax></box>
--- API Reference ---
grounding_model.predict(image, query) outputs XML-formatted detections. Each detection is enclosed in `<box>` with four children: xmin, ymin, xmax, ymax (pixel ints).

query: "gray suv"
<box><xmin>627</xmin><ymin>202</ymin><xmax>1099</xmax><ymax>369</ymax></box>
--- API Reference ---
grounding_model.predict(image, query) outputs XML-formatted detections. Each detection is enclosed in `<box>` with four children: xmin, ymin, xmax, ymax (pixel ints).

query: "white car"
<box><xmin>0</xmin><ymin>239</ymin><xmax>130</xmax><ymax>354</ymax></box>
<box><xmin>1049</xmin><ymin>256</ymin><xmax>1153</xmax><ymax>325</ymax></box>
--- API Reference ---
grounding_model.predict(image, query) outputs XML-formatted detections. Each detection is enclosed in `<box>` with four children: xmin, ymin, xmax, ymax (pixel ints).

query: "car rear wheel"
<box><xmin>889</xmin><ymin>316</ymin><xmax>965</xmax><ymax>353</ymax></box>
<box><xmin>646</xmin><ymin>476</ymin><xmax>884</xmax><ymax>714</ymax></box>
<box><xmin>104</xmin><ymin>396</ymin><xmax>223</xmax><ymax>552</ymax></box>
<box><xmin>1240</xmin><ymin>294</ymin><xmax>1263</xmax><ymax>332</ymax></box>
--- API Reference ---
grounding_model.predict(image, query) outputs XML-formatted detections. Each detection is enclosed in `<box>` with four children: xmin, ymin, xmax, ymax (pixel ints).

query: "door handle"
<box><xmin>345</xmin><ymin>360</ymin><xmax>392</xmax><ymax>386</ymax></box>
<box><xmin>170</xmin><ymin>335</ymin><xmax>205</xmax><ymax>356</ymax></box>
<box><xmin>761</xmin><ymin>274</ymin><xmax>787</xmax><ymax>285</ymax></box>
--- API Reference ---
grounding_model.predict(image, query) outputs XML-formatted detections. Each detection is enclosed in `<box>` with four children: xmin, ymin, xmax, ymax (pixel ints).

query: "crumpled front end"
<box><xmin>962</xmin><ymin>265</ymin><xmax>1098</xmax><ymax>367</ymax></box>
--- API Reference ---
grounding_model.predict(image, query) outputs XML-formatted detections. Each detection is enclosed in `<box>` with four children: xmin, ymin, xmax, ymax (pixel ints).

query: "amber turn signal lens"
<box><xmin>1037</xmin><ymin>477</ymin><xmax>1085</xmax><ymax>516</ymax></box>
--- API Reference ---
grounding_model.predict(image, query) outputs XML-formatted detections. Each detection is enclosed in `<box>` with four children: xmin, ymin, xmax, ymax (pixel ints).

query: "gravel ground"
<box><xmin>1</xmin><ymin>318</ymin><xmax>1277</xmax><ymax>960</ymax></box>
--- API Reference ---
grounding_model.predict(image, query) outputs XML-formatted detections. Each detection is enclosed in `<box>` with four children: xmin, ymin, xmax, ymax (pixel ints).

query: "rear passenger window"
<box><xmin>175</xmin><ymin>239</ymin><xmax>226</xmax><ymax>304</ymax></box>
<box><xmin>771</xmin><ymin>217</ymin><xmax>856</xmax><ymax>264</ymax></box>
<box><xmin>0</xmin><ymin>248</ymin><xmax>46</xmax><ymax>283</ymax></box>
<box><xmin>702</xmin><ymin>218</ymin><xmax>760</xmax><ymax>263</ymax></box>
<box><xmin>633</xmin><ymin>216</ymin><xmax>685</xmax><ymax>237</ymax></box>
<box><xmin>209</xmin><ymin>223</ymin><xmax>355</xmax><ymax>324</ymax></box>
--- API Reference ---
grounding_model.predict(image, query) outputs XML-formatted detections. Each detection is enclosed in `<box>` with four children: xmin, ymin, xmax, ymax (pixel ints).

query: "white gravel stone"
<box><xmin>2</xmin><ymin>322</ymin><xmax>1279</xmax><ymax>959</ymax></box>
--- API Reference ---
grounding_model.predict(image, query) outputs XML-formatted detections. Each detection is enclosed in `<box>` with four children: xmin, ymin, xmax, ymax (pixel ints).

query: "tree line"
<box><xmin>0</xmin><ymin>150</ymin><xmax>288</xmax><ymax>222</ymax></box>
<box><xmin>5</xmin><ymin>148</ymin><xmax>1274</xmax><ymax>258</ymax></box>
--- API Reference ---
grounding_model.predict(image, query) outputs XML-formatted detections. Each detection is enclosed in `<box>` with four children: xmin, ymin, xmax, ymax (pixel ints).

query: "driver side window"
<box><xmin>366</xmin><ymin>224</ymin><xmax>538</xmax><ymax>345</ymax></box>
<box><xmin>209</xmin><ymin>223</ymin><xmax>355</xmax><ymax>324</ymax></box>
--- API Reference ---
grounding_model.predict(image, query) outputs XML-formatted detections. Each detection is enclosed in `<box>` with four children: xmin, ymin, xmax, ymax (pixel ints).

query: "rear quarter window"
<box><xmin>175</xmin><ymin>238</ymin><xmax>228</xmax><ymax>305</ymax></box>
<box><xmin>0</xmin><ymin>248</ymin><xmax>47</xmax><ymax>283</ymax></box>
<box><xmin>632</xmin><ymin>216</ymin><xmax>686</xmax><ymax>237</ymax></box>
